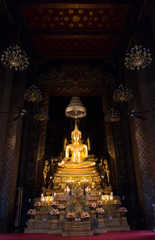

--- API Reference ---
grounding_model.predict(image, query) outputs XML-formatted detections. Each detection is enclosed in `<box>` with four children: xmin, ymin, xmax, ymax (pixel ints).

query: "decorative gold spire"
<box><xmin>75</xmin><ymin>119</ymin><xmax>78</xmax><ymax>129</ymax></box>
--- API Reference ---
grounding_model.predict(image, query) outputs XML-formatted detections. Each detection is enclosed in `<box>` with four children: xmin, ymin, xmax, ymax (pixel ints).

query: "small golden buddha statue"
<box><xmin>43</xmin><ymin>160</ymin><xmax>50</xmax><ymax>185</ymax></box>
<box><xmin>103</xmin><ymin>159</ymin><xmax>110</xmax><ymax>185</ymax></box>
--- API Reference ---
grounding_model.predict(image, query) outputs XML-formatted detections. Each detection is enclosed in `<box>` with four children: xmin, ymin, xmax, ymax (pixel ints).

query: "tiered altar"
<box><xmin>25</xmin><ymin>98</ymin><xmax>129</xmax><ymax>236</ymax></box>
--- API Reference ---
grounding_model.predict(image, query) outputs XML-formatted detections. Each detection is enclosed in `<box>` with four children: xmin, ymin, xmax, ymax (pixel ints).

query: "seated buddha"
<box><xmin>58</xmin><ymin>120</ymin><xmax>96</xmax><ymax>169</ymax></box>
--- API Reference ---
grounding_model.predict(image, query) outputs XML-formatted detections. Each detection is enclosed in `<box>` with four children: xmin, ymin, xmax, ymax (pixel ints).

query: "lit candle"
<box><xmin>110</xmin><ymin>192</ymin><xmax>113</xmax><ymax>201</ymax></box>
<box><xmin>102</xmin><ymin>196</ymin><xmax>105</xmax><ymax>201</ymax></box>
<box><xmin>42</xmin><ymin>197</ymin><xmax>45</xmax><ymax>206</ymax></box>
<box><xmin>41</xmin><ymin>193</ymin><xmax>43</xmax><ymax>202</ymax></box>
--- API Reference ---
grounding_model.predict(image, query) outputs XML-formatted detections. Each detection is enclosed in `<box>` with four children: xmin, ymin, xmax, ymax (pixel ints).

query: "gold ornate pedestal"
<box><xmin>94</xmin><ymin>216</ymin><xmax>130</xmax><ymax>234</ymax></box>
<box><xmin>24</xmin><ymin>219</ymin><xmax>61</xmax><ymax>234</ymax></box>
<box><xmin>62</xmin><ymin>221</ymin><xmax>94</xmax><ymax>237</ymax></box>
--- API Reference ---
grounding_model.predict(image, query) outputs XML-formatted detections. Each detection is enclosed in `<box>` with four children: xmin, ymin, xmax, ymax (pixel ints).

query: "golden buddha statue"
<box><xmin>58</xmin><ymin>120</ymin><xmax>95</xmax><ymax>169</ymax></box>
<box><xmin>65</xmin><ymin>120</ymin><xmax>88</xmax><ymax>162</ymax></box>
<box><xmin>54</xmin><ymin>120</ymin><xmax>100</xmax><ymax>193</ymax></box>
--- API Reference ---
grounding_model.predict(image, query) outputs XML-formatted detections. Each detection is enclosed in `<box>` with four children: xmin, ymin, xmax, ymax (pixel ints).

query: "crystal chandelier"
<box><xmin>34</xmin><ymin>107</ymin><xmax>49</xmax><ymax>121</ymax></box>
<box><xmin>66</xmin><ymin>96</ymin><xmax>86</xmax><ymax>119</ymax></box>
<box><xmin>105</xmin><ymin>108</ymin><xmax>120</xmax><ymax>122</ymax></box>
<box><xmin>1</xmin><ymin>45</ymin><xmax>29</xmax><ymax>71</ymax></box>
<box><xmin>24</xmin><ymin>85</ymin><xmax>43</xmax><ymax>103</ymax></box>
<box><xmin>113</xmin><ymin>84</ymin><xmax>132</xmax><ymax>102</ymax></box>
<box><xmin>124</xmin><ymin>45</ymin><xmax>152</xmax><ymax>71</ymax></box>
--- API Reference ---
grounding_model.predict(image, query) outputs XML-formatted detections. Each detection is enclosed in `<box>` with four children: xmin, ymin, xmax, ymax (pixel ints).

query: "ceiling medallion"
<box><xmin>34</xmin><ymin>107</ymin><xmax>49</xmax><ymax>121</ymax></box>
<box><xmin>124</xmin><ymin>45</ymin><xmax>152</xmax><ymax>71</ymax></box>
<box><xmin>105</xmin><ymin>108</ymin><xmax>120</xmax><ymax>122</ymax></box>
<box><xmin>1</xmin><ymin>45</ymin><xmax>29</xmax><ymax>71</ymax></box>
<box><xmin>24</xmin><ymin>85</ymin><xmax>43</xmax><ymax>103</ymax></box>
<box><xmin>113</xmin><ymin>84</ymin><xmax>132</xmax><ymax>102</ymax></box>
<box><xmin>65</xmin><ymin>96</ymin><xmax>86</xmax><ymax>119</ymax></box>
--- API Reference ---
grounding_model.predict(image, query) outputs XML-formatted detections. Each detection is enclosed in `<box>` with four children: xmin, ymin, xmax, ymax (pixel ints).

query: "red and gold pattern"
<box><xmin>22</xmin><ymin>4</ymin><xmax>128</xmax><ymax>31</ymax></box>
<box><xmin>21</xmin><ymin>3</ymin><xmax>129</xmax><ymax>58</ymax></box>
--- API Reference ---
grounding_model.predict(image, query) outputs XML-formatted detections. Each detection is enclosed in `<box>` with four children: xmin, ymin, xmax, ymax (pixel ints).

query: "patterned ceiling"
<box><xmin>22</xmin><ymin>4</ymin><xmax>128</xmax><ymax>30</ymax></box>
<box><xmin>21</xmin><ymin>2</ymin><xmax>130</xmax><ymax>60</ymax></box>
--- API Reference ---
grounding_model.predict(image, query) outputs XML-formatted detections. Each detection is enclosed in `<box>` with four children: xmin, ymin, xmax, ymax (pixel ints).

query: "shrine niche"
<box><xmin>25</xmin><ymin>99</ymin><xmax>129</xmax><ymax>236</ymax></box>
<box><xmin>44</xmin><ymin>96</ymin><xmax>108</xmax><ymax>159</ymax></box>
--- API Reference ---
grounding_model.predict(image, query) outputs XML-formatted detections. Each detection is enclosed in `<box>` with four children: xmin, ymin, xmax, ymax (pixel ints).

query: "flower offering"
<box><xmin>50</xmin><ymin>209</ymin><xmax>60</xmax><ymax>215</ymax></box>
<box><xmin>113</xmin><ymin>199</ymin><xmax>121</xmax><ymax>206</ymax></box>
<box><xmin>34</xmin><ymin>201</ymin><xmax>41</xmax><ymax>207</ymax></box>
<box><xmin>58</xmin><ymin>204</ymin><xmax>66</xmax><ymax>210</ymax></box>
<box><xmin>98</xmin><ymin>200</ymin><xmax>103</xmax><ymax>207</ymax></box>
<box><xmin>89</xmin><ymin>202</ymin><xmax>97</xmax><ymax>209</ymax></box>
<box><xmin>66</xmin><ymin>212</ymin><xmax>76</xmax><ymax>219</ymax></box>
<box><xmin>81</xmin><ymin>212</ymin><xmax>90</xmax><ymax>219</ymax></box>
<box><xmin>96</xmin><ymin>207</ymin><xmax>104</xmax><ymax>215</ymax></box>
<box><xmin>51</xmin><ymin>201</ymin><xmax>58</xmax><ymax>208</ymax></box>
<box><xmin>27</xmin><ymin>209</ymin><xmax>37</xmax><ymax>216</ymax></box>
<box><xmin>119</xmin><ymin>207</ymin><xmax>127</xmax><ymax>216</ymax></box>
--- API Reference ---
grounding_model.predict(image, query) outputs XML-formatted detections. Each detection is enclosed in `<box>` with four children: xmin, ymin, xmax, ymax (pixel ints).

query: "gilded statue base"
<box><xmin>25</xmin><ymin>216</ymin><xmax>129</xmax><ymax>235</ymax></box>
<box><xmin>62</xmin><ymin>221</ymin><xmax>94</xmax><ymax>237</ymax></box>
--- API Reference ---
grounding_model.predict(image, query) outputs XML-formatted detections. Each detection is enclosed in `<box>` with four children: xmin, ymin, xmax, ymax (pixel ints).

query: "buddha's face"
<box><xmin>45</xmin><ymin>160</ymin><xmax>49</xmax><ymax>166</ymax></box>
<box><xmin>72</xmin><ymin>133</ymin><xmax>80</xmax><ymax>143</ymax></box>
<box><xmin>103</xmin><ymin>159</ymin><xmax>107</xmax><ymax>164</ymax></box>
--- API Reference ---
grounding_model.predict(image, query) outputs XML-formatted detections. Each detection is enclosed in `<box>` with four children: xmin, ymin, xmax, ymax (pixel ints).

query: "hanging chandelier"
<box><xmin>24</xmin><ymin>85</ymin><xmax>43</xmax><ymax>103</ymax></box>
<box><xmin>113</xmin><ymin>84</ymin><xmax>132</xmax><ymax>102</ymax></box>
<box><xmin>34</xmin><ymin>108</ymin><xmax>49</xmax><ymax>121</ymax></box>
<box><xmin>105</xmin><ymin>108</ymin><xmax>120</xmax><ymax>122</ymax></box>
<box><xmin>124</xmin><ymin>45</ymin><xmax>152</xmax><ymax>71</ymax></box>
<box><xmin>0</xmin><ymin>45</ymin><xmax>29</xmax><ymax>71</ymax></box>
<box><xmin>65</xmin><ymin>96</ymin><xmax>86</xmax><ymax>119</ymax></box>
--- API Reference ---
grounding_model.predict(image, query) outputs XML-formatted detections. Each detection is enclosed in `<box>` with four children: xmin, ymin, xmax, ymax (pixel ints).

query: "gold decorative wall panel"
<box><xmin>38</xmin><ymin>64</ymin><xmax>113</xmax><ymax>96</ymax></box>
